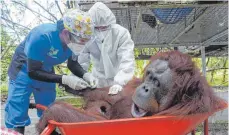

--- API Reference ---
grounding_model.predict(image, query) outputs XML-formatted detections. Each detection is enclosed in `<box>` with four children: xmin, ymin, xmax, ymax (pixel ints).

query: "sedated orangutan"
<box><xmin>36</xmin><ymin>51</ymin><xmax>226</xmax><ymax>134</ymax></box>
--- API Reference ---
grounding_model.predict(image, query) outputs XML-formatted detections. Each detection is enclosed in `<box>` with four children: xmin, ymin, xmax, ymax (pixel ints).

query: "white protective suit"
<box><xmin>78</xmin><ymin>2</ymin><xmax>135</xmax><ymax>88</ymax></box>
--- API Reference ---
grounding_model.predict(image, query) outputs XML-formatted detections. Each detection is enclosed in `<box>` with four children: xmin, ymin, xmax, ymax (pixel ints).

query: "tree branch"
<box><xmin>34</xmin><ymin>0</ymin><xmax>58</xmax><ymax>21</ymax></box>
<box><xmin>1</xmin><ymin>16</ymin><xmax>31</xmax><ymax>30</ymax></box>
<box><xmin>12</xmin><ymin>0</ymin><xmax>55</xmax><ymax>22</ymax></box>
<box><xmin>1</xmin><ymin>41</ymin><xmax>17</xmax><ymax>59</ymax></box>
<box><xmin>3</xmin><ymin>3</ymin><xmax>21</xmax><ymax>41</ymax></box>
<box><xmin>206</xmin><ymin>67</ymin><xmax>228</xmax><ymax>72</ymax></box>
<box><xmin>55</xmin><ymin>0</ymin><xmax>63</xmax><ymax>16</ymax></box>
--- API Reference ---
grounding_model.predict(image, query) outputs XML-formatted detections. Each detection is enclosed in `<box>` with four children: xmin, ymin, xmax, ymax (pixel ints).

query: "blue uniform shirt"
<box><xmin>8</xmin><ymin>23</ymin><xmax>72</xmax><ymax>88</ymax></box>
<box><xmin>24</xmin><ymin>23</ymin><xmax>72</xmax><ymax>72</ymax></box>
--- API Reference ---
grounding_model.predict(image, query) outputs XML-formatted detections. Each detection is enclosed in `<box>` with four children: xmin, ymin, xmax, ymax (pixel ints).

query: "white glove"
<box><xmin>62</xmin><ymin>75</ymin><xmax>90</xmax><ymax>90</ymax></box>
<box><xmin>83</xmin><ymin>72</ymin><xmax>98</xmax><ymax>88</ymax></box>
<box><xmin>108</xmin><ymin>84</ymin><xmax>123</xmax><ymax>95</ymax></box>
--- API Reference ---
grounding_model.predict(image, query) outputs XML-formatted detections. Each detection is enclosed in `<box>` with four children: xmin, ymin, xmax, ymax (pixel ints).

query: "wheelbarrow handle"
<box><xmin>29</xmin><ymin>103</ymin><xmax>48</xmax><ymax>111</ymax></box>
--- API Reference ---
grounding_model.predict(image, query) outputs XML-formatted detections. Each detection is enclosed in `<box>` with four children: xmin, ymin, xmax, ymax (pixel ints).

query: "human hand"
<box><xmin>62</xmin><ymin>75</ymin><xmax>90</xmax><ymax>90</ymax></box>
<box><xmin>108</xmin><ymin>84</ymin><xmax>123</xmax><ymax>95</ymax></box>
<box><xmin>83</xmin><ymin>72</ymin><xmax>98</xmax><ymax>88</ymax></box>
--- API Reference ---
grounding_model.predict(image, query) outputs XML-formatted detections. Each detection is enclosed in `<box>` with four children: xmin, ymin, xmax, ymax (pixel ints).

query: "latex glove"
<box><xmin>62</xmin><ymin>75</ymin><xmax>90</xmax><ymax>90</ymax></box>
<box><xmin>83</xmin><ymin>72</ymin><xmax>98</xmax><ymax>88</ymax></box>
<box><xmin>108</xmin><ymin>84</ymin><xmax>123</xmax><ymax>95</ymax></box>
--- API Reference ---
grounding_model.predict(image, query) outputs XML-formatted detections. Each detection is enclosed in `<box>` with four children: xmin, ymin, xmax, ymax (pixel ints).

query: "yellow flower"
<box><xmin>75</xmin><ymin>25</ymin><xmax>82</xmax><ymax>31</ymax></box>
<box><xmin>86</xmin><ymin>24</ymin><xmax>91</xmax><ymax>30</ymax></box>
<box><xmin>84</xmin><ymin>30</ymin><xmax>92</xmax><ymax>35</ymax></box>
<box><xmin>76</xmin><ymin>15</ymin><xmax>83</xmax><ymax>21</ymax></box>
<box><xmin>75</xmin><ymin>20</ymin><xmax>82</xmax><ymax>31</ymax></box>
<box><xmin>85</xmin><ymin>17</ymin><xmax>91</xmax><ymax>23</ymax></box>
<box><xmin>64</xmin><ymin>24</ymin><xmax>72</xmax><ymax>32</ymax></box>
<box><xmin>75</xmin><ymin>20</ymin><xmax>80</xmax><ymax>26</ymax></box>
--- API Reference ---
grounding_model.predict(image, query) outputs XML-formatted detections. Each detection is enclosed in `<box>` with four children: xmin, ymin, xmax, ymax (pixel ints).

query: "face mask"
<box><xmin>95</xmin><ymin>30</ymin><xmax>105</xmax><ymax>42</ymax></box>
<box><xmin>95</xmin><ymin>25</ymin><xmax>110</xmax><ymax>42</ymax></box>
<box><xmin>67</xmin><ymin>43</ymin><xmax>84</xmax><ymax>55</ymax></box>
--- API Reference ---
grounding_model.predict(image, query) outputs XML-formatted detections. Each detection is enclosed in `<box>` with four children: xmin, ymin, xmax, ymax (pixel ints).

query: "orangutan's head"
<box><xmin>131</xmin><ymin>59</ymin><xmax>172</xmax><ymax>117</ymax></box>
<box><xmin>131</xmin><ymin>51</ymin><xmax>224</xmax><ymax>117</ymax></box>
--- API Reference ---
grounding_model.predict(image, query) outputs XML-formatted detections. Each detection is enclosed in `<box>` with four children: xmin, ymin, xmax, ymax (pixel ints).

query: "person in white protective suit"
<box><xmin>78</xmin><ymin>2</ymin><xmax>135</xmax><ymax>95</ymax></box>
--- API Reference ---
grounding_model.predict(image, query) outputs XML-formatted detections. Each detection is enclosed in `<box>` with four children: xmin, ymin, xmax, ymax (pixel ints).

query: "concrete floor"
<box><xmin>1</xmin><ymin>103</ymin><xmax>39</xmax><ymax>135</ymax></box>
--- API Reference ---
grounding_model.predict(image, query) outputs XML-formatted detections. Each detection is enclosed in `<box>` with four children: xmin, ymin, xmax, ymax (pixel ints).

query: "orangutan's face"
<box><xmin>131</xmin><ymin>59</ymin><xmax>173</xmax><ymax>117</ymax></box>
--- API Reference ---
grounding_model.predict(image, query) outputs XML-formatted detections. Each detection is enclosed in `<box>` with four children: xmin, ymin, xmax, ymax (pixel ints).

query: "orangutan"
<box><xmin>36</xmin><ymin>51</ymin><xmax>226</xmax><ymax>134</ymax></box>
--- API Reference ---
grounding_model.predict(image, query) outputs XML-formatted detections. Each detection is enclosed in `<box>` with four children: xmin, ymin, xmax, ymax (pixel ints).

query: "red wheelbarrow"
<box><xmin>31</xmin><ymin>101</ymin><xmax>227</xmax><ymax>135</ymax></box>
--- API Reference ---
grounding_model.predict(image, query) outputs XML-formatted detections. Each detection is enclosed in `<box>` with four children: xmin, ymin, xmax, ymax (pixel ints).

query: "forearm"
<box><xmin>78</xmin><ymin>52</ymin><xmax>91</xmax><ymax>71</ymax></box>
<box><xmin>27</xmin><ymin>58</ymin><xmax>63</xmax><ymax>83</ymax></box>
<box><xmin>67</xmin><ymin>56</ymin><xmax>86</xmax><ymax>78</ymax></box>
<box><xmin>28</xmin><ymin>70</ymin><xmax>62</xmax><ymax>83</ymax></box>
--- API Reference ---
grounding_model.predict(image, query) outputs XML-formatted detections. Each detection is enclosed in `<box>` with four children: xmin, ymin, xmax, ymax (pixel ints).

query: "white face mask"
<box><xmin>67</xmin><ymin>43</ymin><xmax>84</xmax><ymax>55</ymax></box>
<box><xmin>95</xmin><ymin>31</ymin><xmax>105</xmax><ymax>42</ymax></box>
<box><xmin>95</xmin><ymin>26</ymin><xmax>110</xmax><ymax>42</ymax></box>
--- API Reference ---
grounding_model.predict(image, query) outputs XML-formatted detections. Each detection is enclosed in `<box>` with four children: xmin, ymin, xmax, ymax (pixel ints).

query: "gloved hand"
<box><xmin>83</xmin><ymin>72</ymin><xmax>98</xmax><ymax>88</ymax></box>
<box><xmin>62</xmin><ymin>75</ymin><xmax>90</xmax><ymax>90</ymax></box>
<box><xmin>108</xmin><ymin>84</ymin><xmax>123</xmax><ymax>95</ymax></box>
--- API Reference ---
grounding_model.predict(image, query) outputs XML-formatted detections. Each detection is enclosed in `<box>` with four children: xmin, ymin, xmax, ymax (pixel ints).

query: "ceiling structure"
<box><xmin>79</xmin><ymin>1</ymin><xmax>228</xmax><ymax>58</ymax></box>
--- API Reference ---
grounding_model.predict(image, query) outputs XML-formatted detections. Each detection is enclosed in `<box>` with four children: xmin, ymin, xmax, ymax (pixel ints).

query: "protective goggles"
<box><xmin>95</xmin><ymin>26</ymin><xmax>110</xmax><ymax>31</ymax></box>
<box><xmin>70</xmin><ymin>32</ymin><xmax>90</xmax><ymax>45</ymax></box>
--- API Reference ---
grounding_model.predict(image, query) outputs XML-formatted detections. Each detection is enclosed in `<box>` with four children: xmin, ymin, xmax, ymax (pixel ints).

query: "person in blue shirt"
<box><xmin>5</xmin><ymin>9</ymin><xmax>98</xmax><ymax>134</ymax></box>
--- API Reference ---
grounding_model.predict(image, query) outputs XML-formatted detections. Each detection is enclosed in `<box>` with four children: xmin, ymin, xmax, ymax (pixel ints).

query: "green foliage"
<box><xmin>57</xmin><ymin>97</ymin><xmax>84</xmax><ymax>108</ymax></box>
<box><xmin>0</xmin><ymin>83</ymin><xmax>8</xmax><ymax>95</ymax></box>
<box><xmin>54</xmin><ymin>66</ymin><xmax>71</xmax><ymax>75</ymax></box>
<box><xmin>134</xmin><ymin>48</ymin><xmax>140</xmax><ymax>57</ymax></box>
<box><xmin>135</xmin><ymin>60</ymin><xmax>149</xmax><ymax>78</ymax></box>
<box><xmin>88</xmin><ymin>62</ymin><xmax>93</xmax><ymax>72</ymax></box>
<box><xmin>193</xmin><ymin>57</ymin><xmax>228</xmax><ymax>86</ymax></box>
<box><xmin>56</xmin><ymin>85</ymin><xmax>68</xmax><ymax>97</ymax></box>
<box><xmin>134</xmin><ymin>48</ymin><xmax>228</xmax><ymax>86</ymax></box>
<box><xmin>1</xmin><ymin>28</ymin><xmax>16</xmax><ymax>83</ymax></box>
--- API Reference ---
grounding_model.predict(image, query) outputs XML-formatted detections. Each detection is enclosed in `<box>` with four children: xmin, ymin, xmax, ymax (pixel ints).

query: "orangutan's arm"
<box><xmin>36</xmin><ymin>101</ymin><xmax>105</xmax><ymax>134</ymax></box>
